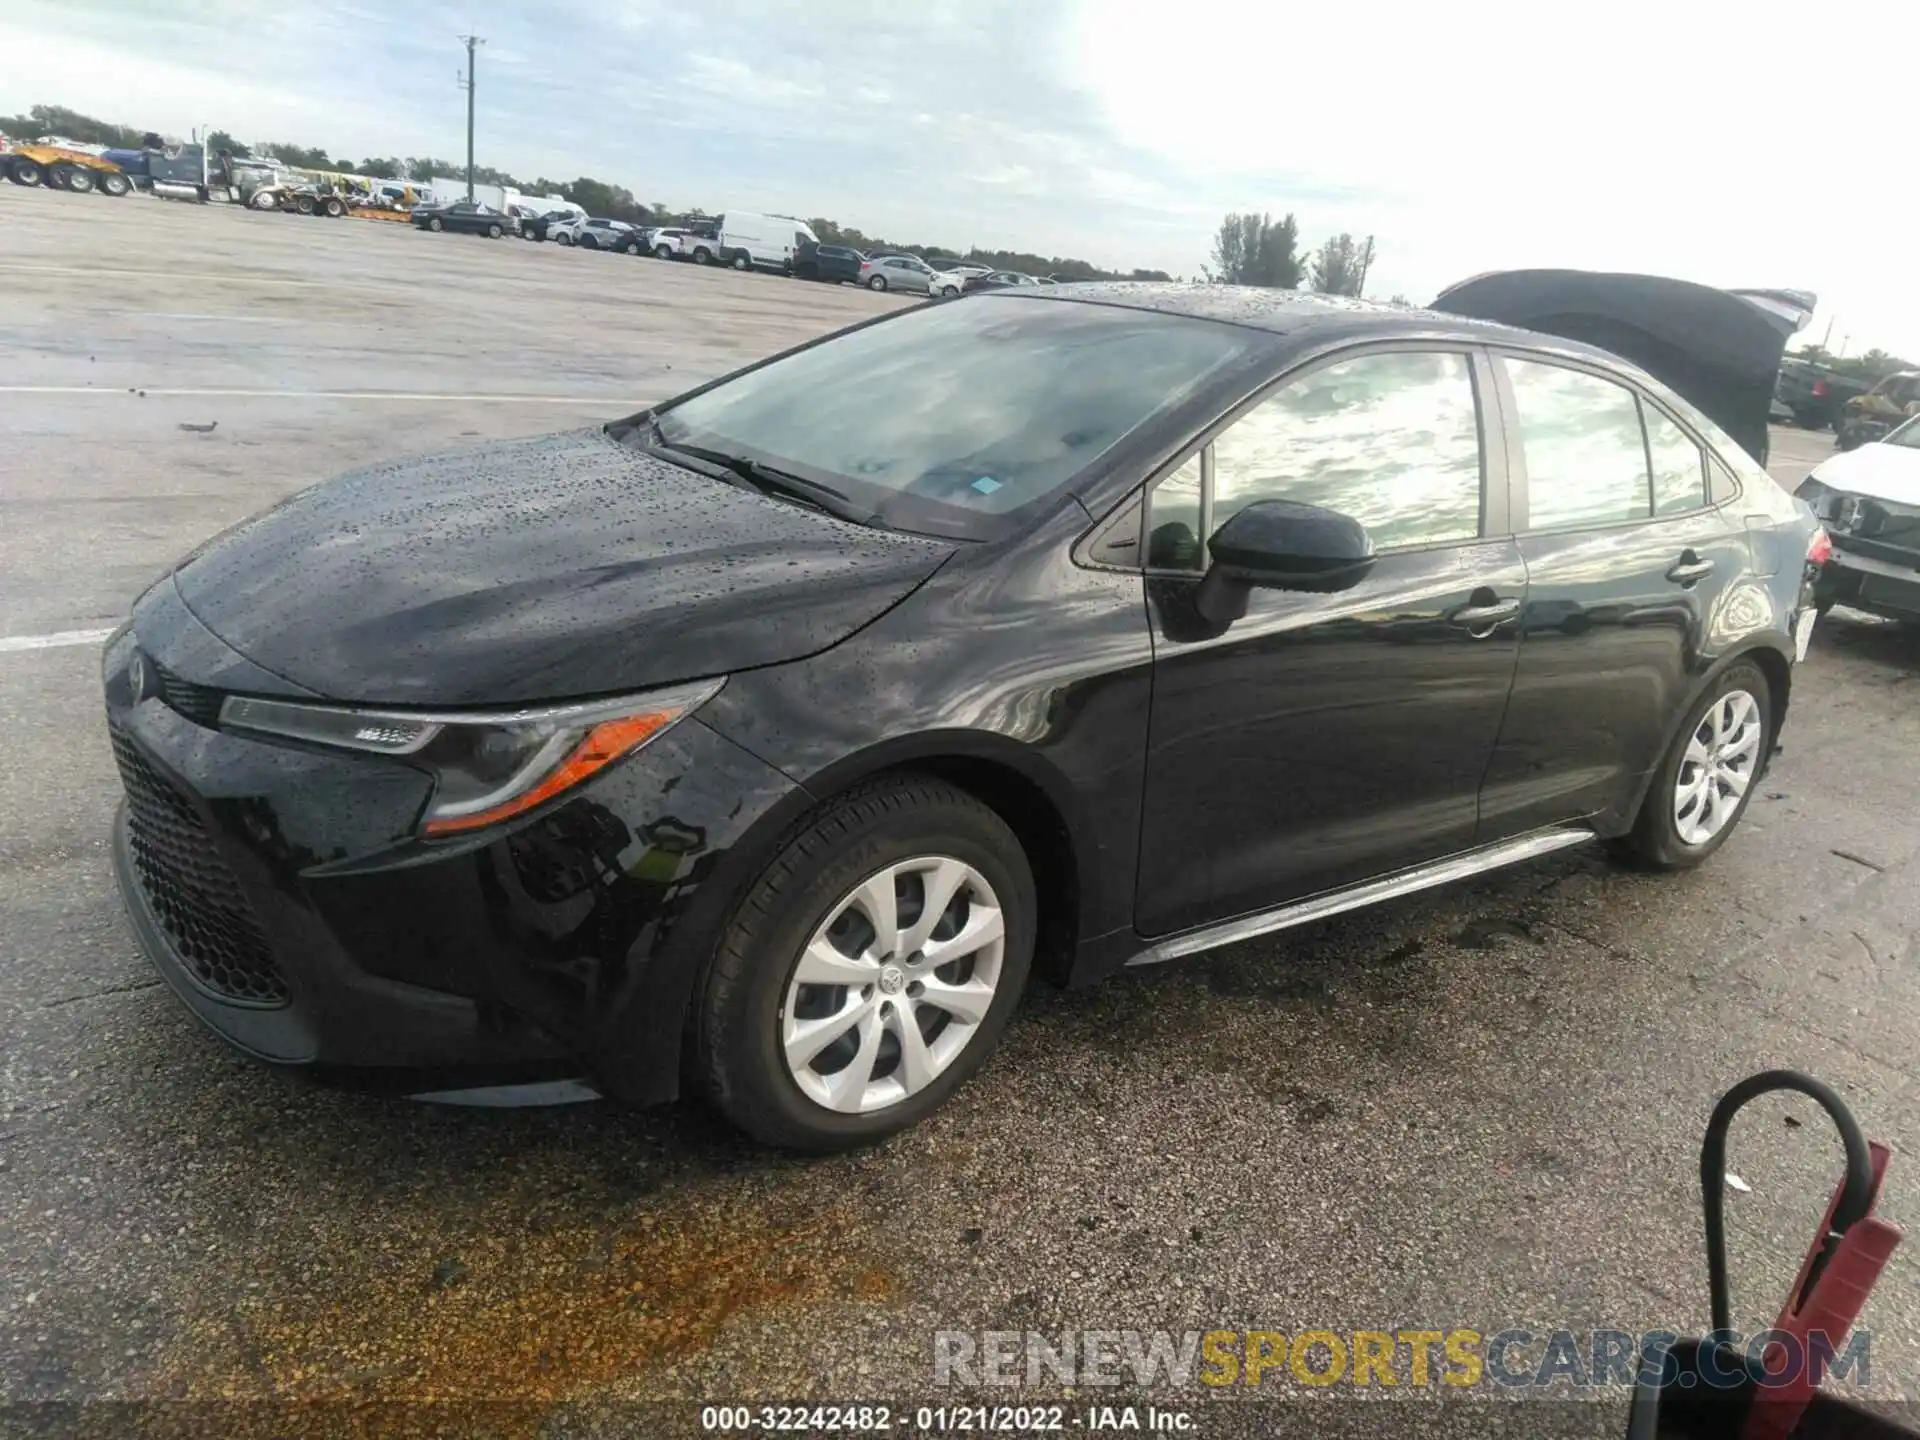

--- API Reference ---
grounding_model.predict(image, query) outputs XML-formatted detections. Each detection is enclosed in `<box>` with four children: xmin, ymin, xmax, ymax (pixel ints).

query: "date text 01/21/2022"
<box><xmin>697</xmin><ymin>1404</ymin><xmax>1196</xmax><ymax>1431</ymax></box>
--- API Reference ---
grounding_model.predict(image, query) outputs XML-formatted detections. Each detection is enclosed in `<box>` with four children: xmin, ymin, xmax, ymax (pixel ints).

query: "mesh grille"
<box><xmin>110</xmin><ymin>725</ymin><xmax>289</xmax><ymax>1006</ymax></box>
<box><xmin>153</xmin><ymin>663</ymin><xmax>225</xmax><ymax>727</ymax></box>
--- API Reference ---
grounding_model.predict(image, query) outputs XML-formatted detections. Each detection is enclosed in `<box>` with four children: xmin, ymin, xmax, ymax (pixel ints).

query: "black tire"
<box><xmin>654</xmin><ymin>243</ymin><xmax>674</xmax><ymax>260</ymax></box>
<box><xmin>99</xmin><ymin>171</ymin><xmax>132</xmax><ymax>197</ymax></box>
<box><xmin>557</xmin><ymin>231</ymin><xmax>573</xmax><ymax>245</ymax></box>
<box><xmin>428</xmin><ymin>215</ymin><xmax>444</xmax><ymax>231</ymax></box>
<box><xmin>697</xmin><ymin>776</ymin><xmax>1036</xmax><ymax>1151</ymax></box>
<box><xmin>8</xmin><ymin>159</ymin><xmax>42</xmax><ymax>186</ymax></box>
<box><xmin>487</xmin><ymin>222</ymin><xmax>502</xmax><ymax>238</ymax></box>
<box><xmin>295</xmin><ymin>195</ymin><xmax>315</xmax><ymax>215</ymax></box>
<box><xmin>324</xmin><ymin>197</ymin><xmax>345</xmax><ymax>217</ymax></box>
<box><xmin>1613</xmin><ymin>659</ymin><xmax>1772</xmax><ymax>871</ymax></box>
<box><xmin>692</xmin><ymin>247</ymin><xmax>712</xmax><ymax>265</ymax></box>
<box><xmin>868</xmin><ymin>274</ymin><xmax>888</xmax><ymax>291</ymax></box>
<box><xmin>48</xmin><ymin>166</ymin><xmax>72</xmax><ymax>190</ymax></box>
<box><xmin>733</xmin><ymin>253</ymin><xmax>751</xmax><ymax>271</ymax></box>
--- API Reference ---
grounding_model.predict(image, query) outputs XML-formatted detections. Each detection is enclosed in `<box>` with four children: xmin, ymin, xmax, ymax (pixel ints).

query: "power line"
<box><xmin>455</xmin><ymin>34</ymin><xmax>483</xmax><ymax>201</ymax></box>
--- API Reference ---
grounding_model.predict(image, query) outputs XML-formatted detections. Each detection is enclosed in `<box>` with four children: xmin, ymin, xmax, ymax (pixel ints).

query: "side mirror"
<box><xmin>1195</xmin><ymin>499</ymin><xmax>1376</xmax><ymax>624</ymax></box>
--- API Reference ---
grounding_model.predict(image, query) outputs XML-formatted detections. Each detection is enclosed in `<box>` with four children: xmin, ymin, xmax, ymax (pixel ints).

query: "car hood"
<box><xmin>1810</xmin><ymin>440</ymin><xmax>1920</xmax><ymax>507</ymax></box>
<box><xmin>1433</xmin><ymin>270</ymin><xmax>1815</xmax><ymax>466</ymax></box>
<box><xmin>171</xmin><ymin>427</ymin><xmax>955</xmax><ymax>706</ymax></box>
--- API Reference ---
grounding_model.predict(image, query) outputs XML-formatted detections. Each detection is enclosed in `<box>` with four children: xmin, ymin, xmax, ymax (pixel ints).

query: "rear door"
<box><xmin>1134</xmin><ymin>345</ymin><xmax>1527</xmax><ymax>937</ymax></box>
<box><xmin>1477</xmin><ymin>351</ymin><xmax>1754</xmax><ymax>837</ymax></box>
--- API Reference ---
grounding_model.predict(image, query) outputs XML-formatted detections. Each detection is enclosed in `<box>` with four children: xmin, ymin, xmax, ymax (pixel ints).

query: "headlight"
<box><xmin>219</xmin><ymin>678</ymin><xmax>723</xmax><ymax>836</ymax></box>
<box><xmin>1794</xmin><ymin>476</ymin><xmax>1848</xmax><ymax>525</ymax></box>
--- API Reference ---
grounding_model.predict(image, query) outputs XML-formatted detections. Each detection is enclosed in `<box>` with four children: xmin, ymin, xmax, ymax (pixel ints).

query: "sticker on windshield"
<box><xmin>971</xmin><ymin>476</ymin><xmax>1003</xmax><ymax>495</ymax></box>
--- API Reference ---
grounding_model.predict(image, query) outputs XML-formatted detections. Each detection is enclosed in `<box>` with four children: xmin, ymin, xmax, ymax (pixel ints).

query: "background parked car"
<box><xmin>793</xmin><ymin>241</ymin><xmax>866</xmax><ymax>284</ymax></box>
<box><xmin>709</xmin><ymin>211</ymin><xmax>819</xmax><ymax>272</ymax></box>
<box><xmin>930</xmin><ymin>263</ymin><xmax>992</xmax><ymax>297</ymax></box>
<box><xmin>859</xmin><ymin>254</ymin><xmax>939</xmax><ymax>293</ymax></box>
<box><xmin>555</xmin><ymin>216</ymin><xmax>641</xmax><ymax>252</ymax></box>
<box><xmin>647</xmin><ymin>227</ymin><xmax>692</xmax><ymax>259</ymax></box>
<box><xmin>961</xmin><ymin>270</ymin><xmax>1040</xmax><ymax>293</ymax></box>
<box><xmin>411</xmin><ymin>200</ymin><xmax>513</xmax><ymax>238</ymax></box>
<box><xmin>512</xmin><ymin>207</ymin><xmax>574</xmax><ymax>242</ymax></box>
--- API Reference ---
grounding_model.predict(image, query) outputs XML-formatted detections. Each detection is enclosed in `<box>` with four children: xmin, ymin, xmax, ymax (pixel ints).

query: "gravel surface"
<box><xmin>2</xmin><ymin>185</ymin><xmax>1915</xmax><ymax>1438</ymax></box>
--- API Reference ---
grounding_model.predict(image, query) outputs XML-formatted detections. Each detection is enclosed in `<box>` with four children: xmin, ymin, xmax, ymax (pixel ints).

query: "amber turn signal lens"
<box><xmin>422</xmin><ymin>711</ymin><xmax>674</xmax><ymax>836</ymax></box>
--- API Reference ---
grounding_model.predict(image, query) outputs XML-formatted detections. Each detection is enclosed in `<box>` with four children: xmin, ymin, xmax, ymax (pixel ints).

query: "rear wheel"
<box><xmin>323</xmin><ymin>196</ymin><xmax>345</xmax><ymax>217</ymax></box>
<box><xmin>557</xmin><ymin>231</ymin><xmax>573</xmax><ymax>245</ymax></box>
<box><xmin>249</xmin><ymin>190</ymin><xmax>277</xmax><ymax>210</ymax></box>
<box><xmin>654</xmin><ymin>243</ymin><xmax>674</xmax><ymax>259</ymax></box>
<box><xmin>868</xmin><ymin>274</ymin><xmax>888</xmax><ymax>291</ymax></box>
<box><xmin>428</xmin><ymin>215</ymin><xmax>444</xmax><ymax>231</ymax></box>
<box><xmin>8</xmin><ymin>159</ymin><xmax>43</xmax><ymax>186</ymax></box>
<box><xmin>48</xmin><ymin>166</ymin><xmax>73</xmax><ymax>190</ymax></box>
<box><xmin>697</xmin><ymin>776</ymin><xmax>1035</xmax><ymax>1151</ymax></box>
<box><xmin>692</xmin><ymin>247</ymin><xmax>713</xmax><ymax>265</ymax></box>
<box><xmin>1614</xmin><ymin>661</ymin><xmax>1771</xmax><ymax>870</ymax></box>
<box><xmin>67</xmin><ymin>167</ymin><xmax>98</xmax><ymax>193</ymax></box>
<box><xmin>99</xmin><ymin>171</ymin><xmax>132</xmax><ymax>197</ymax></box>
<box><xmin>487</xmin><ymin>222</ymin><xmax>503</xmax><ymax>238</ymax></box>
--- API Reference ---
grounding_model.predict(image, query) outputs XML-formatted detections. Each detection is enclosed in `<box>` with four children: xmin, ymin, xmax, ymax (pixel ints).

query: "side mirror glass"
<box><xmin>1196</xmin><ymin>499</ymin><xmax>1376</xmax><ymax>623</ymax></box>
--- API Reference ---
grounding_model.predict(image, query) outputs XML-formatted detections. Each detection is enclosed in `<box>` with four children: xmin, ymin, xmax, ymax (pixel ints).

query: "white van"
<box><xmin>694</xmin><ymin>212</ymin><xmax>818</xmax><ymax>272</ymax></box>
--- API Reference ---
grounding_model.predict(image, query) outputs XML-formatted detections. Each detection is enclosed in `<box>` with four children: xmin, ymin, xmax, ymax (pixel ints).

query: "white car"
<box><xmin>552</xmin><ymin>216</ymin><xmax>642</xmax><ymax>252</ymax></box>
<box><xmin>1801</xmin><ymin>415</ymin><xmax>1920</xmax><ymax>623</ymax></box>
<box><xmin>929</xmin><ymin>263</ymin><xmax>992</xmax><ymax>297</ymax></box>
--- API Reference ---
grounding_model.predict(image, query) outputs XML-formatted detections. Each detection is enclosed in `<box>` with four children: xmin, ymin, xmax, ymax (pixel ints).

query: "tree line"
<box><xmin>1206</xmin><ymin>211</ymin><xmax>1380</xmax><ymax>297</ymax></box>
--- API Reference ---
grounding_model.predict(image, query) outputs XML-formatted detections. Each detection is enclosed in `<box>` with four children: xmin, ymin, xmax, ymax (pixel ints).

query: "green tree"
<box><xmin>1206</xmin><ymin>212</ymin><xmax>1302</xmax><ymax>288</ymax></box>
<box><xmin>207</xmin><ymin>130</ymin><xmax>251</xmax><ymax>159</ymax></box>
<box><xmin>1308</xmin><ymin>232</ymin><xmax>1377</xmax><ymax>297</ymax></box>
<box><xmin>260</xmin><ymin>141</ymin><xmax>333</xmax><ymax>169</ymax></box>
<box><xmin>0</xmin><ymin>104</ymin><xmax>145</xmax><ymax>147</ymax></box>
<box><xmin>356</xmin><ymin>156</ymin><xmax>402</xmax><ymax>179</ymax></box>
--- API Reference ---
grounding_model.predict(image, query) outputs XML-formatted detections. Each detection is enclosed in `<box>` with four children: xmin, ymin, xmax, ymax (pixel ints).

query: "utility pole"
<box><xmin>458</xmin><ymin>33</ymin><xmax>485</xmax><ymax>202</ymax></box>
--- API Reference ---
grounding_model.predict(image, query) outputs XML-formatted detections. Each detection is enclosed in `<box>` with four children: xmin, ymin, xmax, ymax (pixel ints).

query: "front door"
<box><xmin>1478</xmin><ymin>353</ymin><xmax>1757</xmax><ymax>837</ymax></box>
<box><xmin>1134</xmin><ymin>347</ymin><xmax>1526</xmax><ymax>938</ymax></box>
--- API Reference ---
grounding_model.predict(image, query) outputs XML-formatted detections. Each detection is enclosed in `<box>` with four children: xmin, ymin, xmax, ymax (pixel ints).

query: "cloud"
<box><xmin>3</xmin><ymin>0</ymin><xmax>1917</xmax><ymax>350</ymax></box>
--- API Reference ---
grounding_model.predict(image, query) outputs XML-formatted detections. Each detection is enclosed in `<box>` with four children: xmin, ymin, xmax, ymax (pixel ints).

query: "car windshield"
<box><xmin>651</xmin><ymin>297</ymin><xmax>1256</xmax><ymax>540</ymax></box>
<box><xmin>1886</xmin><ymin>415</ymin><xmax>1920</xmax><ymax>450</ymax></box>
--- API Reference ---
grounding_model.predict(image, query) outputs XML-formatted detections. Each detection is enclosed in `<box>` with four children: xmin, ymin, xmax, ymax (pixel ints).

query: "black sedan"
<box><xmin>103</xmin><ymin>277</ymin><xmax>1822</xmax><ymax>1150</ymax></box>
<box><xmin>411</xmin><ymin>199</ymin><xmax>513</xmax><ymax>237</ymax></box>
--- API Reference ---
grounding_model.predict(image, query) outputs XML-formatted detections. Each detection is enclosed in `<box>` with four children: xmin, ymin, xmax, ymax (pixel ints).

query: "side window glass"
<box><xmin>1645</xmin><ymin>403</ymin><xmax>1708</xmax><ymax>515</ymax></box>
<box><xmin>1145</xmin><ymin>454</ymin><xmax>1204</xmax><ymax>570</ymax></box>
<box><xmin>1506</xmin><ymin>359</ymin><xmax>1650</xmax><ymax>530</ymax></box>
<box><xmin>1211</xmin><ymin>350</ymin><xmax>1483</xmax><ymax>550</ymax></box>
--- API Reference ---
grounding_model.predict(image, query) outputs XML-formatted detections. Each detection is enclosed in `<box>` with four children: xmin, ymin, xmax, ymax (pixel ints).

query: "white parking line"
<box><xmin>0</xmin><ymin>386</ymin><xmax>628</xmax><ymax>404</ymax></box>
<box><xmin>0</xmin><ymin>627</ymin><xmax>118</xmax><ymax>654</ymax></box>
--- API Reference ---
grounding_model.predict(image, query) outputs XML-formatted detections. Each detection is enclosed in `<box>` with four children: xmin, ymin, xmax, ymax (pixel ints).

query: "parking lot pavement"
<box><xmin>5</xmin><ymin>183</ymin><xmax>1919</xmax><ymax>1433</ymax></box>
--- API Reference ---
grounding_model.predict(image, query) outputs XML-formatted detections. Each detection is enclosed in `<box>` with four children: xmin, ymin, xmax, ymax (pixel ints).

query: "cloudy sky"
<box><xmin>4</xmin><ymin>0</ymin><xmax>1916</xmax><ymax>356</ymax></box>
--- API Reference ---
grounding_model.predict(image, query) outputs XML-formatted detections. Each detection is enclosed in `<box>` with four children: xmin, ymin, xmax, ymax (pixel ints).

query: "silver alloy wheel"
<box><xmin>781</xmin><ymin>854</ymin><xmax>1006</xmax><ymax>1115</ymax></box>
<box><xmin>1673</xmin><ymin>688</ymin><xmax>1762</xmax><ymax>846</ymax></box>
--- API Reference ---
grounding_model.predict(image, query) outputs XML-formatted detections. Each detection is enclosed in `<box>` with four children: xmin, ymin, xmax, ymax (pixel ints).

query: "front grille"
<box><xmin>153</xmin><ymin>663</ymin><xmax>225</xmax><ymax>727</ymax></box>
<box><xmin>110</xmin><ymin>725</ymin><xmax>288</xmax><ymax>1006</ymax></box>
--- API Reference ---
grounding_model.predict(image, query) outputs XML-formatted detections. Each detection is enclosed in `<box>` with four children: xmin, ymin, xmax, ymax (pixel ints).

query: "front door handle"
<box><xmin>1667</xmin><ymin>551</ymin><xmax>1716</xmax><ymax>586</ymax></box>
<box><xmin>1450</xmin><ymin>596</ymin><xmax>1520</xmax><ymax>631</ymax></box>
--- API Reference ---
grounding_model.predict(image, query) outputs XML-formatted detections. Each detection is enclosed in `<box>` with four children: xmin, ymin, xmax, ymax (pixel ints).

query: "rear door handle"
<box><xmin>1450</xmin><ymin>597</ymin><xmax>1520</xmax><ymax>630</ymax></box>
<box><xmin>1667</xmin><ymin>551</ymin><xmax>1716</xmax><ymax>586</ymax></box>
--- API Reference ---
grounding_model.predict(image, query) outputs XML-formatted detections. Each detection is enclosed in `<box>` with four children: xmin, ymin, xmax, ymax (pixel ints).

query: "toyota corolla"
<box><xmin>105</xmin><ymin>276</ymin><xmax>1825</xmax><ymax>1150</ymax></box>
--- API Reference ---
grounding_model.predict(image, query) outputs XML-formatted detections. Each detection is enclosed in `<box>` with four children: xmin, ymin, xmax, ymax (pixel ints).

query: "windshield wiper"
<box><xmin>644</xmin><ymin>421</ymin><xmax>877</xmax><ymax>527</ymax></box>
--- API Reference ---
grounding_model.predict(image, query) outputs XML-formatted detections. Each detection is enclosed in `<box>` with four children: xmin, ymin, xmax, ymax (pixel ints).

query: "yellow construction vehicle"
<box><xmin>2</xmin><ymin>142</ymin><xmax>134</xmax><ymax>196</ymax></box>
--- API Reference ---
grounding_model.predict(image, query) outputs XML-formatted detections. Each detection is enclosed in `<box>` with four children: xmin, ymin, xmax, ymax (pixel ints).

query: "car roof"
<box><xmin>1004</xmin><ymin>281</ymin><xmax>1582</xmax><ymax>354</ymax></box>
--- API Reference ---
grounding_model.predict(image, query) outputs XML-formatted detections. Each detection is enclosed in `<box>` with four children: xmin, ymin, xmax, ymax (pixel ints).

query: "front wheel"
<box><xmin>323</xmin><ymin>196</ymin><xmax>345</xmax><ymax>217</ymax></box>
<box><xmin>428</xmin><ymin>216</ymin><xmax>444</xmax><ymax>231</ymax></box>
<box><xmin>557</xmin><ymin>231</ymin><xmax>573</xmax><ymax>245</ymax></box>
<box><xmin>1614</xmin><ymin>660</ymin><xmax>1772</xmax><ymax>870</ymax></box>
<box><xmin>7</xmin><ymin>159</ymin><xmax>43</xmax><ymax>186</ymax></box>
<box><xmin>696</xmin><ymin>776</ymin><xmax>1035</xmax><ymax>1151</ymax></box>
<box><xmin>733</xmin><ymin>253</ymin><xmax>751</xmax><ymax>271</ymax></box>
<box><xmin>868</xmin><ymin>274</ymin><xmax>888</xmax><ymax>291</ymax></box>
<box><xmin>99</xmin><ymin>171</ymin><xmax>132</xmax><ymax>197</ymax></box>
<box><xmin>487</xmin><ymin>222</ymin><xmax>502</xmax><ymax>238</ymax></box>
<box><xmin>654</xmin><ymin>244</ymin><xmax>674</xmax><ymax>259</ymax></box>
<box><xmin>692</xmin><ymin>247</ymin><xmax>712</xmax><ymax>265</ymax></box>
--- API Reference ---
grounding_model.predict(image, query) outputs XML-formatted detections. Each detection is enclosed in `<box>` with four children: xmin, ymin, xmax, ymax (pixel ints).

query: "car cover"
<box><xmin>1432</xmin><ymin>270</ymin><xmax>1815</xmax><ymax>466</ymax></box>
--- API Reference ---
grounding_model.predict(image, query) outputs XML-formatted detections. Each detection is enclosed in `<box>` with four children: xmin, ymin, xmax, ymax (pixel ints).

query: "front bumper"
<box><xmin>103</xmin><ymin>611</ymin><xmax>806</xmax><ymax>1103</ymax></box>
<box><xmin>1813</xmin><ymin>543</ymin><xmax>1920</xmax><ymax>620</ymax></box>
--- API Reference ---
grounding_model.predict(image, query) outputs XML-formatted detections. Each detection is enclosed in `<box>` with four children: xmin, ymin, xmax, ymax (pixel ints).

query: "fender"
<box><xmin>1610</xmin><ymin>636</ymin><xmax>1795</xmax><ymax>836</ymax></box>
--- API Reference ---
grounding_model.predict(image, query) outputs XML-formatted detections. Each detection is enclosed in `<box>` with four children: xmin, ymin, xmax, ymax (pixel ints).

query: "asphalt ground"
<box><xmin>3</xmin><ymin>183</ymin><xmax>1918</xmax><ymax>1439</ymax></box>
